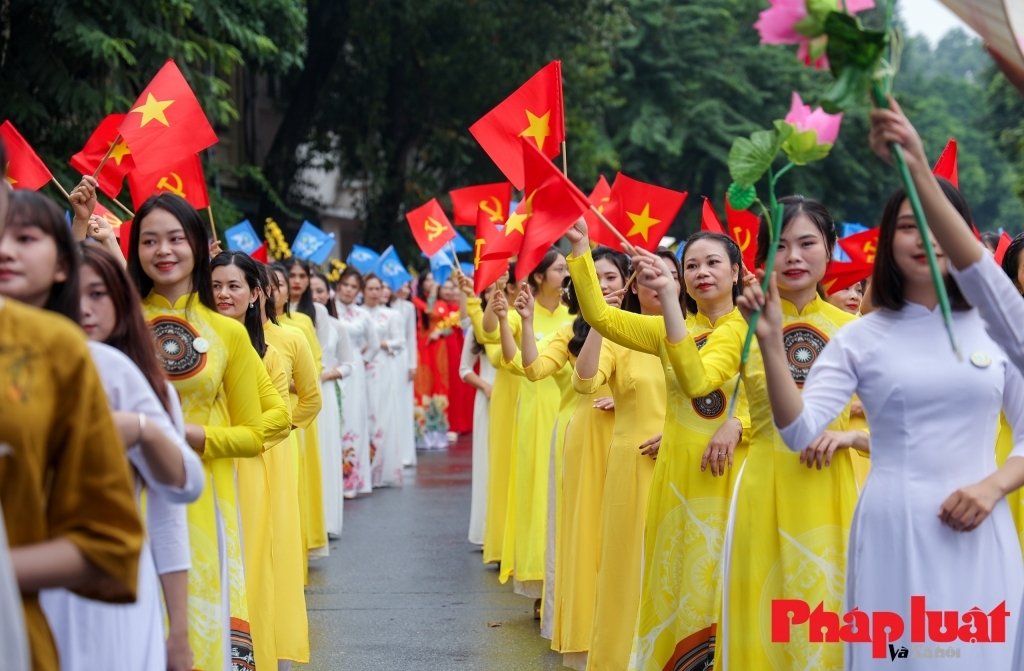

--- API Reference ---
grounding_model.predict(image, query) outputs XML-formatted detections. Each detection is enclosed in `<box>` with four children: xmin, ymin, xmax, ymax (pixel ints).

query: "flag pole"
<box><xmin>49</xmin><ymin>177</ymin><xmax>70</xmax><ymax>200</ymax></box>
<box><xmin>92</xmin><ymin>135</ymin><xmax>122</xmax><ymax>179</ymax></box>
<box><xmin>111</xmin><ymin>198</ymin><xmax>135</xmax><ymax>219</ymax></box>
<box><xmin>560</xmin><ymin>141</ymin><xmax>567</xmax><ymax>176</ymax></box>
<box><xmin>588</xmin><ymin>204</ymin><xmax>636</xmax><ymax>255</ymax></box>
<box><xmin>448</xmin><ymin>240</ymin><xmax>461</xmax><ymax>278</ymax></box>
<box><xmin>206</xmin><ymin>206</ymin><xmax>218</xmax><ymax>242</ymax></box>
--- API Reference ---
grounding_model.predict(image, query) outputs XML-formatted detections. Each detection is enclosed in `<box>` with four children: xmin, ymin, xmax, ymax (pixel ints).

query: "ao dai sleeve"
<box><xmin>484</xmin><ymin>341</ymin><xmax>503</xmax><ymax>370</ymax></box>
<box><xmin>404</xmin><ymin>302</ymin><xmax>417</xmax><ymax>369</ymax></box>
<box><xmin>313</xmin><ymin>303</ymin><xmax>332</xmax><ymax>352</ymax></box>
<box><xmin>258</xmin><ymin>347</ymin><xmax>291</xmax><ymax>445</ymax></box>
<box><xmin>572</xmin><ymin>338</ymin><xmax>616</xmax><ymax>394</ymax></box>
<box><xmin>775</xmin><ymin>329</ymin><xmax>860</xmax><ymax>452</ymax></box>
<box><xmin>664</xmin><ymin>319</ymin><xmax>745</xmax><ymax>398</ymax></box>
<box><xmin>202</xmin><ymin>322</ymin><xmax>266</xmax><ymax>460</ymax></box>
<box><xmin>1000</xmin><ymin>359</ymin><xmax>1024</xmax><ymax>461</ymax></box>
<box><xmin>291</xmin><ymin>335</ymin><xmax>324</xmax><ymax>429</ymax></box>
<box><xmin>950</xmin><ymin>256</ymin><xmax>1024</xmax><ymax>373</ymax></box>
<box><xmin>459</xmin><ymin>333</ymin><xmax>478</xmax><ymax>382</ymax></box>
<box><xmin>362</xmin><ymin>312</ymin><xmax>380</xmax><ymax>363</ymax></box>
<box><xmin>567</xmin><ymin>250</ymin><xmax>663</xmax><ymax>356</ymax></box>
<box><xmin>334</xmin><ymin>321</ymin><xmax>355</xmax><ymax>379</ymax></box>
<box><xmin>524</xmin><ymin>327</ymin><xmax>572</xmax><ymax>381</ymax></box>
<box><xmin>146</xmin><ymin>492</ymin><xmax>190</xmax><ymax>575</ymax></box>
<box><xmin>384</xmin><ymin>311</ymin><xmax>405</xmax><ymax>352</ymax></box>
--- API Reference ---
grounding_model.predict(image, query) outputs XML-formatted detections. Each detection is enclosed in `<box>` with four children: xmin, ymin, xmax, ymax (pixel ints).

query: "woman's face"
<box><xmin>420</xmin><ymin>273</ymin><xmax>438</xmax><ymax>298</ymax></box>
<box><xmin>593</xmin><ymin>257</ymin><xmax>625</xmax><ymax>296</ymax></box>
<box><xmin>288</xmin><ymin>263</ymin><xmax>310</xmax><ymax>301</ymax></box>
<box><xmin>212</xmin><ymin>264</ymin><xmax>256</xmax><ymax>322</ymax></box>
<box><xmin>138</xmin><ymin>208</ymin><xmax>194</xmax><ymax>290</ymax></box>
<box><xmin>827</xmin><ymin>283</ymin><xmax>864</xmax><ymax>314</ymax></box>
<box><xmin>396</xmin><ymin>283</ymin><xmax>411</xmax><ymax>300</ymax></box>
<box><xmin>537</xmin><ymin>254</ymin><xmax>568</xmax><ymax>292</ymax></box>
<box><xmin>78</xmin><ymin>263</ymin><xmax>115</xmax><ymax>342</ymax></box>
<box><xmin>363</xmin><ymin>278</ymin><xmax>383</xmax><ymax>305</ymax></box>
<box><xmin>310</xmin><ymin>276</ymin><xmax>331</xmax><ymax>305</ymax></box>
<box><xmin>440</xmin><ymin>280</ymin><xmax>456</xmax><ymax>302</ymax></box>
<box><xmin>892</xmin><ymin>198</ymin><xmax>947</xmax><ymax>287</ymax></box>
<box><xmin>683</xmin><ymin>239</ymin><xmax>738</xmax><ymax>306</ymax></box>
<box><xmin>337</xmin><ymin>275</ymin><xmax>361</xmax><ymax>304</ymax></box>
<box><xmin>0</xmin><ymin>225</ymin><xmax>66</xmax><ymax>308</ymax></box>
<box><xmin>272</xmin><ymin>270</ymin><xmax>289</xmax><ymax>311</ymax></box>
<box><xmin>634</xmin><ymin>256</ymin><xmax>680</xmax><ymax>314</ymax></box>
<box><xmin>381</xmin><ymin>285</ymin><xmax>393</xmax><ymax>304</ymax></box>
<box><xmin>774</xmin><ymin>214</ymin><xmax>829</xmax><ymax>294</ymax></box>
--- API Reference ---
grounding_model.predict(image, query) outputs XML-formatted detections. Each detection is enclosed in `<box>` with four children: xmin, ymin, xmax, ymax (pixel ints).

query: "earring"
<box><xmin>249</xmin><ymin>302</ymin><xmax>255</xmax><ymax>309</ymax></box>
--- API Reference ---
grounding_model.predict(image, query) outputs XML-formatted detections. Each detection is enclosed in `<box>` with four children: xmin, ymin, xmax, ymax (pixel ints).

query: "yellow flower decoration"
<box><xmin>326</xmin><ymin>258</ymin><xmax>347</xmax><ymax>284</ymax></box>
<box><xmin>264</xmin><ymin>218</ymin><xmax>292</xmax><ymax>261</ymax></box>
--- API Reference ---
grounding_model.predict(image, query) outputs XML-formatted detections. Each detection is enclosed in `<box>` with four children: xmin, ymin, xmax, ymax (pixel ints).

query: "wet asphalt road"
<box><xmin>302</xmin><ymin>436</ymin><xmax>564</xmax><ymax>670</ymax></box>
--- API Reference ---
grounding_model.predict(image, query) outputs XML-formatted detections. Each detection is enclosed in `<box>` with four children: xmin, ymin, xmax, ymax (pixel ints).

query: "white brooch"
<box><xmin>193</xmin><ymin>337</ymin><xmax>210</xmax><ymax>354</ymax></box>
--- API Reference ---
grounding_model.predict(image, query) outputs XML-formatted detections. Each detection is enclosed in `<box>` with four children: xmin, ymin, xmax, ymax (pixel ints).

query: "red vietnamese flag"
<box><xmin>701</xmin><ymin>197</ymin><xmax>725</xmax><ymax>234</ymax></box>
<box><xmin>450</xmin><ymin>182</ymin><xmax>512</xmax><ymax>226</ymax></box>
<box><xmin>725</xmin><ymin>193</ymin><xmax>759</xmax><ymax>271</ymax></box>
<box><xmin>838</xmin><ymin>227</ymin><xmax>880</xmax><ymax>265</ymax></box>
<box><xmin>933</xmin><ymin>138</ymin><xmax>958</xmax><ymax>188</ymax></box>
<box><xmin>0</xmin><ymin>121</ymin><xmax>53</xmax><ymax>190</ymax></box>
<box><xmin>480</xmin><ymin>193</ymin><xmax>533</xmax><ymax>262</ymax></box>
<box><xmin>473</xmin><ymin>206</ymin><xmax>509</xmax><ymax>293</ymax></box>
<box><xmin>602</xmin><ymin>173</ymin><xmax>688</xmax><ymax>252</ymax></box>
<box><xmin>822</xmin><ymin>259</ymin><xmax>873</xmax><ymax>295</ymax></box>
<box><xmin>406</xmin><ymin>198</ymin><xmax>457</xmax><ymax>257</ymax></box>
<box><xmin>70</xmin><ymin>115</ymin><xmax>135</xmax><ymax>197</ymax></box>
<box><xmin>128</xmin><ymin>154</ymin><xmax>209</xmax><ymax>211</ymax></box>
<box><xmin>118</xmin><ymin>218</ymin><xmax>134</xmax><ymax>259</ymax></box>
<box><xmin>514</xmin><ymin>139</ymin><xmax>591</xmax><ymax>282</ymax></box>
<box><xmin>469</xmin><ymin>62</ymin><xmax>564</xmax><ymax>190</ymax></box>
<box><xmin>118</xmin><ymin>60</ymin><xmax>218</xmax><ymax>175</ymax></box>
<box><xmin>251</xmin><ymin>241</ymin><xmax>269</xmax><ymax>263</ymax></box>
<box><xmin>995</xmin><ymin>231</ymin><xmax>1013</xmax><ymax>265</ymax></box>
<box><xmin>585</xmin><ymin>175</ymin><xmax>620</xmax><ymax>248</ymax></box>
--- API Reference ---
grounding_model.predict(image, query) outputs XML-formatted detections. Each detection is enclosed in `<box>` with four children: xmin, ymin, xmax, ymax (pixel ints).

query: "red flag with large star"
<box><xmin>602</xmin><ymin>173</ymin><xmax>687</xmax><ymax>252</ymax></box>
<box><xmin>70</xmin><ymin>115</ymin><xmax>135</xmax><ymax>197</ymax></box>
<box><xmin>473</xmin><ymin>206</ymin><xmax>509</xmax><ymax>294</ymax></box>
<box><xmin>450</xmin><ymin>182</ymin><xmax>511</xmax><ymax>226</ymax></box>
<box><xmin>118</xmin><ymin>60</ymin><xmax>218</xmax><ymax>174</ymax></box>
<box><xmin>468</xmin><ymin>62</ymin><xmax>564</xmax><ymax>190</ymax></box>
<box><xmin>838</xmin><ymin>227</ymin><xmax>879</xmax><ymax>266</ymax></box>
<box><xmin>584</xmin><ymin>175</ymin><xmax>620</xmax><ymax>248</ymax></box>
<box><xmin>725</xmin><ymin>194</ymin><xmax>759</xmax><ymax>271</ymax></box>
<box><xmin>0</xmin><ymin>121</ymin><xmax>52</xmax><ymax>191</ymax></box>
<box><xmin>127</xmin><ymin>153</ymin><xmax>209</xmax><ymax>210</ymax></box>
<box><xmin>514</xmin><ymin>139</ymin><xmax>591</xmax><ymax>281</ymax></box>
<box><xmin>406</xmin><ymin>198</ymin><xmax>457</xmax><ymax>257</ymax></box>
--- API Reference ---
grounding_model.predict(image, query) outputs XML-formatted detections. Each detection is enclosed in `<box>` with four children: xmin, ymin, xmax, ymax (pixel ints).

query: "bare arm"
<box><xmin>159</xmin><ymin>570</ymin><xmax>193</xmax><ymax>671</ymax></box>
<box><xmin>112</xmin><ymin>411</ymin><xmax>187</xmax><ymax>488</ymax></box>
<box><xmin>12</xmin><ymin>538</ymin><xmax>104</xmax><ymax>593</ymax></box>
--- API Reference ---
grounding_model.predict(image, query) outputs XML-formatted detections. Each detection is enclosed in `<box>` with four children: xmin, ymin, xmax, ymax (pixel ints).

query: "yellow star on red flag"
<box><xmin>131</xmin><ymin>93</ymin><xmax>175</xmax><ymax>128</ymax></box>
<box><xmin>518</xmin><ymin>110</ymin><xmax>552</xmax><ymax>151</ymax></box>
<box><xmin>626</xmin><ymin>203</ymin><xmax>661</xmax><ymax>241</ymax></box>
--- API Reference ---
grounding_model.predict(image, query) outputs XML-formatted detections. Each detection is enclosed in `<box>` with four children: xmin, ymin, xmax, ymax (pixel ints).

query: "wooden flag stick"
<box><xmin>92</xmin><ymin>134</ymin><xmax>122</xmax><ymax>179</ymax></box>
<box><xmin>560</xmin><ymin>141</ymin><xmax>568</xmax><ymax>176</ymax></box>
<box><xmin>206</xmin><ymin>206</ymin><xmax>218</xmax><ymax>242</ymax></box>
<box><xmin>588</xmin><ymin>204</ymin><xmax>636</xmax><ymax>255</ymax></box>
<box><xmin>111</xmin><ymin>198</ymin><xmax>135</xmax><ymax>219</ymax></box>
<box><xmin>50</xmin><ymin>177</ymin><xmax>70</xmax><ymax>200</ymax></box>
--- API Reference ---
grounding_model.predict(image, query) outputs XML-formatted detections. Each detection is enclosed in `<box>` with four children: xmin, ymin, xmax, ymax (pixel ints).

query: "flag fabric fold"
<box><xmin>127</xmin><ymin>153</ymin><xmax>209</xmax><ymax>211</ymax></box>
<box><xmin>0</xmin><ymin>121</ymin><xmax>53</xmax><ymax>191</ymax></box>
<box><xmin>347</xmin><ymin>245</ymin><xmax>381</xmax><ymax>275</ymax></box>
<box><xmin>584</xmin><ymin>175</ymin><xmax>618</xmax><ymax>248</ymax></box>
<box><xmin>473</xmin><ymin>206</ymin><xmax>510</xmax><ymax>294</ymax></box>
<box><xmin>725</xmin><ymin>194</ymin><xmax>760</xmax><ymax>272</ymax></box>
<box><xmin>374</xmin><ymin>246</ymin><xmax>414</xmax><ymax>290</ymax></box>
<box><xmin>292</xmin><ymin>221</ymin><xmax>336</xmax><ymax>265</ymax></box>
<box><xmin>933</xmin><ymin>138</ymin><xmax>958</xmax><ymax>188</ymax></box>
<box><xmin>70</xmin><ymin>115</ymin><xmax>135</xmax><ymax>197</ymax></box>
<box><xmin>837</xmin><ymin>227</ymin><xmax>879</xmax><ymax>266</ymax></box>
<box><xmin>449</xmin><ymin>182</ymin><xmax>512</xmax><ymax>226</ymax></box>
<box><xmin>224</xmin><ymin>220</ymin><xmax>263</xmax><ymax>255</ymax></box>
<box><xmin>701</xmin><ymin>197</ymin><xmax>725</xmax><ymax>234</ymax></box>
<box><xmin>406</xmin><ymin>198</ymin><xmax>457</xmax><ymax>257</ymax></box>
<box><xmin>602</xmin><ymin>172</ymin><xmax>687</xmax><ymax>252</ymax></box>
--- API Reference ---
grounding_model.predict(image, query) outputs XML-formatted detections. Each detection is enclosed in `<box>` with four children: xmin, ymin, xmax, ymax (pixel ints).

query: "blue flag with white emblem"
<box><xmin>347</xmin><ymin>245</ymin><xmax>380</xmax><ymax>274</ymax></box>
<box><xmin>373</xmin><ymin>246</ymin><xmax>414</xmax><ymax>290</ymax></box>
<box><xmin>225</xmin><ymin>219</ymin><xmax>262</xmax><ymax>254</ymax></box>
<box><xmin>292</xmin><ymin>221</ymin><xmax>336</xmax><ymax>265</ymax></box>
<box><xmin>429</xmin><ymin>247</ymin><xmax>456</xmax><ymax>285</ymax></box>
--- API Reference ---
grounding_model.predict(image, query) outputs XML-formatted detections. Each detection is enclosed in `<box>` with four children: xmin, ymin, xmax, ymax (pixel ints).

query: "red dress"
<box><xmin>413</xmin><ymin>298</ymin><xmax>452</xmax><ymax>448</ymax></box>
<box><xmin>443</xmin><ymin>300</ymin><xmax>474</xmax><ymax>435</ymax></box>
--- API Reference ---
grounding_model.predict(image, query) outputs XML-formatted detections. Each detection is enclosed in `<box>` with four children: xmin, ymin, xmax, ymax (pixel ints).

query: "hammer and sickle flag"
<box><xmin>406</xmin><ymin>198</ymin><xmax>456</xmax><ymax>257</ymax></box>
<box><xmin>469</xmin><ymin>61</ymin><xmax>564</xmax><ymax>190</ymax></box>
<box><xmin>473</xmin><ymin>205</ymin><xmax>508</xmax><ymax>294</ymax></box>
<box><xmin>724</xmin><ymin>193</ymin><xmax>760</xmax><ymax>272</ymax></box>
<box><xmin>70</xmin><ymin>114</ymin><xmax>135</xmax><ymax>197</ymax></box>
<box><xmin>127</xmin><ymin>153</ymin><xmax>210</xmax><ymax>211</ymax></box>
<box><xmin>838</xmin><ymin>227</ymin><xmax>880</xmax><ymax>266</ymax></box>
<box><xmin>118</xmin><ymin>59</ymin><xmax>218</xmax><ymax>175</ymax></box>
<box><xmin>449</xmin><ymin>182</ymin><xmax>512</xmax><ymax>226</ymax></box>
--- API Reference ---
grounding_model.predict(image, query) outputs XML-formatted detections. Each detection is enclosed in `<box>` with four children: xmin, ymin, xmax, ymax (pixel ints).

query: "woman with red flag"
<box><xmin>413</xmin><ymin>271</ymin><xmax>455</xmax><ymax>449</ymax></box>
<box><xmin>441</xmin><ymin>278</ymin><xmax>475</xmax><ymax>437</ymax></box>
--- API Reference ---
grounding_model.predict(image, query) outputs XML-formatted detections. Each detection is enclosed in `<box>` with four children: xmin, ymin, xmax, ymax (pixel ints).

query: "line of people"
<box><xmin>461</xmin><ymin>101</ymin><xmax>1024</xmax><ymax>669</ymax></box>
<box><xmin>0</xmin><ymin>147</ymin><xmax>433</xmax><ymax>670</ymax></box>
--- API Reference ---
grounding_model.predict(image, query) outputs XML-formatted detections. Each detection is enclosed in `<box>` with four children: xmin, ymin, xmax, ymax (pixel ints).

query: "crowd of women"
<box><xmin>0</xmin><ymin>133</ymin><xmax>472</xmax><ymax>669</ymax></box>
<box><xmin>457</xmin><ymin>98</ymin><xmax>1024</xmax><ymax>670</ymax></box>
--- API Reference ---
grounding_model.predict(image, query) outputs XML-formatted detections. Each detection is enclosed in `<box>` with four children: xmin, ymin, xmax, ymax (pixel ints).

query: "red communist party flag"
<box><xmin>838</xmin><ymin>227</ymin><xmax>880</xmax><ymax>266</ymax></box>
<box><xmin>514</xmin><ymin>139</ymin><xmax>591</xmax><ymax>282</ymax></box>
<box><xmin>474</xmin><ymin>206</ymin><xmax>509</xmax><ymax>294</ymax></box>
<box><xmin>822</xmin><ymin>259</ymin><xmax>873</xmax><ymax>295</ymax></box>
<box><xmin>450</xmin><ymin>182</ymin><xmax>512</xmax><ymax>226</ymax></box>
<box><xmin>93</xmin><ymin>202</ymin><xmax>124</xmax><ymax>238</ymax></box>
<box><xmin>0</xmin><ymin>121</ymin><xmax>52</xmax><ymax>190</ymax></box>
<box><xmin>602</xmin><ymin>173</ymin><xmax>688</xmax><ymax>253</ymax></box>
<box><xmin>585</xmin><ymin>175</ymin><xmax>621</xmax><ymax>248</ymax></box>
<box><xmin>701</xmin><ymin>197</ymin><xmax>725</xmax><ymax>234</ymax></box>
<box><xmin>933</xmin><ymin>138</ymin><xmax>958</xmax><ymax>188</ymax></box>
<box><xmin>995</xmin><ymin>231</ymin><xmax>1013</xmax><ymax>266</ymax></box>
<box><xmin>128</xmin><ymin>154</ymin><xmax>210</xmax><ymax>211</ymax></box>
<box><xmin>70</xmin><ymin>114</ymin><xmax>135</xmax><ymax>197</ymax></box>
<box><xmin>406</xmin><ymin>198</ymin><xmax>457</xmax><ymax>257</ymax></box>
<box><xmin>118</xmin><ymin>60</ymin><xmax>218</xmax><ymax>174</ymax></box>
<box><xmin>468</xmin><ymin>61</ymin><xmax>565</xmax><ymax>190</ymax></box>
<box><xmin>725</xmin><ymin>193</ymin><xmax>760</xmax><ymax>272</ymax></box>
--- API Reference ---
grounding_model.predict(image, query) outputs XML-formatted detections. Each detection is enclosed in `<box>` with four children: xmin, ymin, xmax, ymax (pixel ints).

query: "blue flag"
<box><xmin>225</xmin><ymin>219</ymin><xmax>262</xmax><ymax>254</ymax></box>
<box><xmin>460</xmin><ymin>262</ymin><xmax>475</xmax><ymax>278</ymax></box>
<box><xmin>429</xmin><ymin>248</ymin><xmax>456</xmax><ymax>286</ymax></box>
<box><xmin>347</xmin><ymin>245</ymin><xmax>380</xmax><ymax>274</ymax></box>
<box><xmin>292</xmin><ymin>221</ymin><xmax>336</xmax><ymax>265</ymax></box>
<box><xmin>373</xmin><ymin>246</ymin><xmax>414</xmax><ymax>290</ymax></box>
<box><xmin>675</xmin><ymin>240</ymin><xmax>686</xmax><ymax>261</ymax></box>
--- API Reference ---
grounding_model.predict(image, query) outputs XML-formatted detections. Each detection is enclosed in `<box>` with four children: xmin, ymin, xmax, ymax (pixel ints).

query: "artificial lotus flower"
<box><xmin>785</xmin><ymin>92</ymin><xmax>843</xmax><ymax>145</ymax></box>
<box><xmin>754</xmin><ymin>0</ymin><xmax>875</xmax><ymax>70</ymax></box>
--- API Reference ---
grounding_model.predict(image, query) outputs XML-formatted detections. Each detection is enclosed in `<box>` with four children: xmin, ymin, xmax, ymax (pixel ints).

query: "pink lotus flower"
<box><xmin>785</xmin><ymin>92</ymin><xmax>843</xmax><ymax>145</ymax></box>
<box><xmin>755</xmin><ymin>0</ymin><xmax>875</xmax><ymax>70</ymax></box>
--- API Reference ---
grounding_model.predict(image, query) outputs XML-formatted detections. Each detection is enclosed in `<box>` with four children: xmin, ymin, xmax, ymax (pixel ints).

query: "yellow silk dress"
<box><xmin>466</xmin><ymin>298</ymin><xmax>521</xmax><ymax>564</ymax></box>
<box><xmin>236</xmin><ymin>344</ymin><xmax>291</xmax><ymax>671</ymax></box>
<box><xmin>498</xmin><ymin>302</ymin><xmax>573</xmax><ymax>591</ymax></box>
<box><xmin>142</xmin><ymin>293</ymin><xmax>264</xmax><ymax>671</ymax></box>
<box><xmin>666</xmin><ymin>295</ymin><xmax>858</xmax><ymax>671</ymax></box>
<box><xmin>280</xmin><ymin>311</ymin><xmax>328</xmax><ymax>554</ymax></box>
<box><xmin>996</xmin><ymin>413</ymin><xmax>1024</xmax><ymax>556</ymax></box>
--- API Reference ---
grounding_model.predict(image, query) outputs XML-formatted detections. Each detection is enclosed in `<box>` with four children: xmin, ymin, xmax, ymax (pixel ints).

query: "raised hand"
<box><xmin>68</xmin><ymin>175</ymin><xmax>98</xmax><ymax>223</ymax></box>
<box><xmin>565</xmin><ymin>217</ymin><xmax>590</xmax><ymax>257</ymax></box>
<box><xmin>604</xmin><ymin>287</ymin><xmax>625</xmax><ymax>308</ymax></box>
<box><xmin>737</xmin><ymin>270</ymin><xmax>783</xmax><ymax>340</ymax></box>
<box><xmin>86</xmin><ymin>214</ymin><xmax>114</xmax><ymax>242</ymax></box>
<box><xmin>632</xmin><ymin>247</ymin><xmax>677</xmax><ymax>295</ymax></box>
<box><xmin>491</xmin><ymin>289</ymin><xmax>509</xmax><ymax>320</ymax></box>
<box><xmin>514</xmin><ymin>284</ymin><xmax>535</xmax><ymax>320</ymax></box>
<box><xmin>457</xmin><ymin>273</ymin><xmax>475</xmax><ymax>297</ymax></box>
<box><xmin>868</xmin><ymin>97</ymin><xmax>929</xmax><ymax>174</ymax></box>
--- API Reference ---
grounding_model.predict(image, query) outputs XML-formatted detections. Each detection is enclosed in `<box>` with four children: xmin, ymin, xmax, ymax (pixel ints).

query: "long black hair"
<box><xmin>129</xmin><ymin>193</ymin><xmax>215</xmax><ymax>310</ymax></box>
<box><xmin>528</xmin><ymin>247</ymin><xmax>563</xmax><ymax>292</ymax></box>
<box><xmin>310</xmin><ymin>269</ymin><xmax>338</xmax><ymax>317</ymax></box>
<box><xmin>211</xmin><ymin>251</ymin><xmax>268</xmax><ymax>357</ymax></box>
<box><xmin>4</xmin><ymin>191</ymin><xmax>81</xmax><ymax>322</ymax></box>
<box><xmin>268</xmin><ymin>262</ymin><xmax>291</xmax><ymax>318</ymax></box>
<box><xmin>680</xmin><ymin>231</ymin><xmax>743</xmax><ymax>315</ymax></box>
<box><xmin>256</xmin><ymin>262</ymin><xmax>279</xmax><ymax>325</ymax></box>
<box><xmin>283</xmin><ymin>256</ymin><xmax>316</xmax><ymax>325</ymax></box>
<box><xmin>568</xmin><ymin>246</ymin><xmax>630</xmax><ymax>357</ymax></box>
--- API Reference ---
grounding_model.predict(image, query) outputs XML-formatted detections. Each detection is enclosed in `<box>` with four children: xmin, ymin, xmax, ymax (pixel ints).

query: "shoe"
<box><xmin>447</xmin><ymin>431</ymin><xmax>458</xmax><ymax>443</ymax></box>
